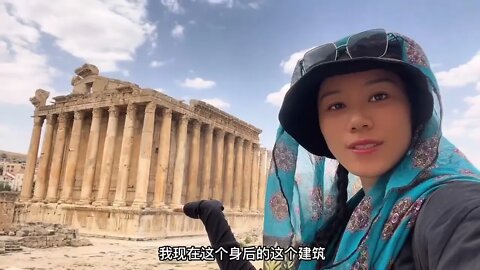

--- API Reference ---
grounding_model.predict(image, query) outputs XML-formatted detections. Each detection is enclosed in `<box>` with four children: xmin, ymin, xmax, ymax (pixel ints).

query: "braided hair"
<box><xmin>311</xmin><ymin>163</ymin><xmax>350</xmax><ymax>269</ymax></box>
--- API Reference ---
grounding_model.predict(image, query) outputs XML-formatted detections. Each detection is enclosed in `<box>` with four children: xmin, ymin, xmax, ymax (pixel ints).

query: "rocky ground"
<box><xmin>0</xmin><ymin>228</ymin><xmax>264</xmax><ymax>270</ymax></box>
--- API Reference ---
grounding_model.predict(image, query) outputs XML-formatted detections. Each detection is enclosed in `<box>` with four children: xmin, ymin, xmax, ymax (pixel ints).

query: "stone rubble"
<box><xmin>0</xmin><ymin>222</ymin><xmax>92</xmax><ymax>254</ymax></box>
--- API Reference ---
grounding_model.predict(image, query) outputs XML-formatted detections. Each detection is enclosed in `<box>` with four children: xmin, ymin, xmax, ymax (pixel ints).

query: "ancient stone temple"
<box><xmin>15</xmin><ymin>64</ymin><xmax>270</xmax><ymax>239</ymax></box>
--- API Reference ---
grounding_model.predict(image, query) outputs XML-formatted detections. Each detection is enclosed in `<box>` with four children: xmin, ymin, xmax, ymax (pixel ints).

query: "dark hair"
<box><xmin>312</xmin><ymin>163</ymin><xmax>350</xmax><ymax>269</ymax></box>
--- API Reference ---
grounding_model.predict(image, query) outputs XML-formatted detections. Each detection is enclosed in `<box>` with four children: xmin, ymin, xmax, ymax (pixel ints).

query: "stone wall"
<box><xmin>0</xmin><ymin>191</ymin><xmax>18</xmax><ymax>230</ymax></box>
<box><xmin>14</xmin><ymin>202</ymin><xmax>262</xmax><ymax>240</ymax></box>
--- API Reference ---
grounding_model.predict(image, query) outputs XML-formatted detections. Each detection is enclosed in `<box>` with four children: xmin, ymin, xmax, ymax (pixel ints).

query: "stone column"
<box><xmin>212</xmin><ymin>128</ymin><xmax>225</xmax><ymax>200</ymax></box>
<box><xmin>223</xmin><ymin>133</ymin><xmax>235</xmax><ymax>208</ymax></box>
<box><xmin>93</xmin><ymin>106</ymin><xmax>119</xmax><ymax>206</ymax></box>
<box><xmin>112</xmin><ymin>104</ymin><xmax>137</xmax><ymax>207</ymax></box>
<box><xmin>171</xmin><ymin>114</ymin><xmax>189</xmax><ymax>208</ymax></box>
<box><xmin>59</xmin><ymin>110</ymin><xmax>85</xmax><ymax>203</ymax></box>
<box><xmin>200</xmin><ymin>124</ymin><xmax>213</xmax><ymax>199</ymax></box>
<box><xmin>19</xmin><ymin>115</ymin><xmax>44</xmax><ymax>201</ymax></box>
<box><xmin>31</xmin><ymin>114</ymin><xmax>55</xmax><ymax>202</ymax></box>
<box><xmin>232</xmin><ymin>137</ymin><xmax>244</xmax><ymax>211</ymax></box>
<box><xmin>152</xmin><ymin>108</ymin><xmax>172</xmax><ymax>208</ymax></box>
<box><xmin>132</xmin><ymin>102</ymin><xmax>156</xmax><ymax>208</ymax></box>
<box><xmin>258</xmin><ymin>148</ymin><xmax>267</xmax><ymax>211</ymax></box>
<box><xmin>77</xmin><ymin>108</ymin><xmax>103</xmax><ymax>205</ymax></box>
<box><xmin>45</xmin><ymin>113</ymin><xmax>68</xmax><ymax>203</ymax></box>
<box><xmin>241</xmin><ymin>141</ymin><xmax>253</xmax><ymax>211</ymax></box>
<box><xmin>250</xmin><ymin>144</ymin><xmax>260</xmax><ymax>211</ymax></box>
<box><xmin>186</xmin><ymin>119</ymin><xmax>201</xmax><ymax>202</ymax></box>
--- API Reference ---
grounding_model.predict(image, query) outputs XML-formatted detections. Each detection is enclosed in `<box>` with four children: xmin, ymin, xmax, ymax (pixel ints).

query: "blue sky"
<box><xmin>1</xmin><ymin>0</ymin><xmax>479</xmax><ymax>167</ymax></box>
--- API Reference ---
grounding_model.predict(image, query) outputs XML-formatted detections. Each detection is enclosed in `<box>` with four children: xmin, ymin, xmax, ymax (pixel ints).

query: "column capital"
<box><xmin>108</xmin><ymin>106</ymin><xmax>120</xmax><ymax>117</ymax></box>
<box><xmin>226</xmin><ymin>133</ymin><xmax>235</xmax><ymax>142</ymax></box>
<box><xmin>252</xmin><ymin>143</ymin><xmax>259</xmax><ymax>150</ymax></box>
<box><xmin>145</xmin><ymin>102</ymin><xmax>156</xmax><ymax>113</ymax></box>
<box><xmin>191</xmin><ymin>119</ymin><xmax>201</xmax><ymax>128</ymax></box>
<box><xmin>33</xmin><ymin>115</ymin><xmax>44</xmax><ymax>126</ymax></box>
<box><xmin>126</xmin><ymin>103</ymin><xmax>137</xmax><ymax>113</ymax></box>
<box><xmin>235</xmin><ymin>136</ymin><xmax>244</xmax><ymax>144</ymax></box>
<box><xmin>204</xmin><ymin>123</ymin><xmax>214</xmax><ymax>133</ymax></box>
<box><xmin>73</xmin><ymin>110</ymin><xmax>85</xmax><ymax>120</ymax></box>
<box><xmin>161</xmin><ymin>107</ymin><xmax>172</xmax><ymax>117</ymax></box>
<box><xmin>46</xmin><ymin>114</ymin><xmax>55</xmax><ymax>123</ymax></box>
<box><xmin>57</xmin><ymin>113</ymin><xmax>68</xmax><ymax>125</ymax></box>
<box><xmin>178</xmin><ymin>113</ymin><xmax>189</xmax><ymax>124</ymax></box>
<box><xmin>244</xmin><ymin>140</ymin><xmax>252</xmax><ymax>147</ymax></box>
<box><xmin>92</xmin><ymin>108</ymin><xmax>103</xmax><ymax>119</ymax></box>
<box><xmin>214</xmin><ymin>128</ymin><xmax>225</xmax><ymax>136</ymax></box>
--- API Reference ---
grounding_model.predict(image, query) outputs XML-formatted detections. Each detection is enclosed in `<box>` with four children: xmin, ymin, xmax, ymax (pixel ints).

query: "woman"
<box><xmin>184</xmin><ymin>29</ymin><xmax>480</xmax><ymax>269</ymax></box>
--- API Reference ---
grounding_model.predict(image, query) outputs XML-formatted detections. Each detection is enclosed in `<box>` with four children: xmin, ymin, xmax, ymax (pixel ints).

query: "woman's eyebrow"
<box><xmin>364</xmin><ymin>77</ymin><xmax>397</xmax><ymax>86</ymax></box>
<box><xmin>318</xmin><ymin>89</ymin><xmax>340</xmax><ymax>102</ymax></box>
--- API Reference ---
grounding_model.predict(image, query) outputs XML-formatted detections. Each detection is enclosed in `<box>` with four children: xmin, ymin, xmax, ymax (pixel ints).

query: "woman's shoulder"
<box><xmin>412</xmin><ymin>181</ymin><xmax>480</xmax><ymax>270</ymax></box>
<box><xmin>420</xmin><ymin>181</ymin><xmax>480</xmax><ymax>215</ymax></box>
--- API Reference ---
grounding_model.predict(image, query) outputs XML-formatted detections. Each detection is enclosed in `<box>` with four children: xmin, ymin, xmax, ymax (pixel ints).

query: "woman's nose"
<box><xmin>349</xmin><ymin>111</ymin><xmax>373</xmax><ymax>132</ymax></box>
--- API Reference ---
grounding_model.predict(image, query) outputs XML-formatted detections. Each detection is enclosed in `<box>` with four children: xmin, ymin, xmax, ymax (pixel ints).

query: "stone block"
<box><xmin>70</xmin><ymin>238</ymin><xmax>92</xmax><ymax>247</ymax></box>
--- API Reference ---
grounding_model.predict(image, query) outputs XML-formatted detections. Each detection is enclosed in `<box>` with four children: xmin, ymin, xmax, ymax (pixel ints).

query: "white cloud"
<box><xmin>4</xmin><ymin>0</ymin><xmax>155</xmax><ymax>72</ymax></box>
<box><xmin>248</xmin><ymin>2</ymin><xmax>260</xmax><ymax>9</ymax></box>
<box><xmin>266</xmin><ymin>83</ymin><xmax>290</xmax><ymax>107</ymax></box>
<box><xmin>436</xmin><ymin>51</ymin><xmax>480</xmax><ymax>168</ymax></box>
<box><xmin>201</xmin><ymin>98</ymin><xmax>230</xmax><ymax>109</ymax></box>
<box><xmin>206</xmin><ymin>0</ymin><xmax>234</xmax><ymax>8</ymax></box>
<box><xmin>181</xmin><ymin>77</ymin><xmax>216</xmax><ymax>89</ymax></box>
<box><xmin>443</xmin><ymin>93</ymin><xmax>480</xmax><ymax>137</ymax></box>
<box><xmin>154</xmin><ymin>88</ymin><xmax>166</xmax><ymax>93</ymax></box>
<box><xmin>0</xmin><ymin>4</ymin><xmax>57</xmax><ymax>105</ymax></box>
<box><xmin>150</xmin><ymin>60</ymin><xmax>167</xmax><ymax>67</ymax></box>
<box><xmin>172</xmin><ymin>24</ymin><xmax>184</xmax><ymax>39</ymax></box>
<box><xmin>280</xmin><ymin>48</ymin><xmax>309</xmax><ymax>74</ymax></box>
<box><xmin>0</xmin><ymin>0</ymin><xmax>156</xmax><ymax>105</ymax></box>
<box><xmin>160</xmin><ymin>0</ymin><xmax>184</xmax><ymax>14</ymax></box>
<box><xmin>435</xmin><ymin>51</ymin><xmax>480</xmax><ymax>88</ymax></box>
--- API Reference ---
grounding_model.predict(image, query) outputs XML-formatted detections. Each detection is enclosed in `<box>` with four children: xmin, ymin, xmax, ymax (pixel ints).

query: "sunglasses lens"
<box><xmin>347</xmin><ymin>29</ymin><xmax>387</xmax><ymax>58</ymax></box>
<box><xmin>303</xmin><ymin>43</ymin><xmax>337</xmax><ymax>72</ymax></box>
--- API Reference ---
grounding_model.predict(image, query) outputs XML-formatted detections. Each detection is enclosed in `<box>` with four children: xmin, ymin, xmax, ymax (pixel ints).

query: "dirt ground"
<box><xmin>0</xmin><ymin>235</ymin><xmax>264</xmax><ymax>270</ymax></box>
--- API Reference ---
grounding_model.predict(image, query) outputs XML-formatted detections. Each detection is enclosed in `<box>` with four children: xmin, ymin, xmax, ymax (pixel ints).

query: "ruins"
<box><xmin>15</xmin><ymin>64</ymin><xmax>270</xmax><ymax>239</ymax></box>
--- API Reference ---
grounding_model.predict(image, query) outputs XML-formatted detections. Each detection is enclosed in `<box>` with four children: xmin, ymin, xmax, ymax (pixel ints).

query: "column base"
<box><xmin>131</xmin><ymin>201</ymin><xmax>147</xmax><ymax>209</ymax></box>
<box><xmin>169</xmin><ymin>204</ymin><xmax>184</xmax><ymax>212</ymax></box>
<box><xmin>57</xmin><ymin>198</ymin><xmax>74</xmax><ymax>204</ymax></box>
<box><xmin>92</xmin><ymin>200</ymin><xmax>109</xmax><ymax>206</ymax></box>
<box><xmin>44</xmin><ymin>197</ymin><xmax>59</xmax><ymax>203</ymax></box>
<box><xmin>18</xmin><ymin>196</ymin><xmax>32</xmax><ymax>202</ymax></box>
<box><xmin>112</xmin><ymin>201</ymin><xmax>127</xmax><ymax>207</ymax></box>
<box><xmin>151</xmin><ymin>202</ymin><xmax>168</xmax><ymax>209</ymax></box>
<box><xmin>30</xmin><ymin>197</ymin><xmax>41</xmax><ymax>203</ymax></box>
<box><xmin>76</xmin><ymin>199</ymin><xmax>92</xmax><ymax>205</ymax></box>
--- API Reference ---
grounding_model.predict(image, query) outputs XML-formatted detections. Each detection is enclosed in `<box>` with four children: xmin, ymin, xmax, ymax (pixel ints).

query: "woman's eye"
<box><xmin>370</xmin><ymin>93</ymin><xmax>388</xmax><ymax>102</ymax></box>
<box><xmin>327</xmin><ymin>103</ymin><xmax>345</xmax><ymax>111</ymax></box>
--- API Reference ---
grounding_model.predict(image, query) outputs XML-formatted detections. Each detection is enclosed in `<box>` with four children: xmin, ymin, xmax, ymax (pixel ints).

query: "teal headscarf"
<box><xmin>263</xmin><ymin>31</ymin><xmax>480</xmax><ymax>269</ymax></box>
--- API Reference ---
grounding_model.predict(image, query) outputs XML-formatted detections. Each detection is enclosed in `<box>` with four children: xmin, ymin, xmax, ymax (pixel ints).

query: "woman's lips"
<box><xmin>348</xmin><ymin>140</ymin><xmax>383</xmax><ymax>154</ymax></box>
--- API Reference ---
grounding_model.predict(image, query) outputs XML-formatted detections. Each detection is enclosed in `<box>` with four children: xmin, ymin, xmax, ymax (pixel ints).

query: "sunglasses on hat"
<box><xmin>292</xmin><ymin>29</ymin><xmax>394</xmax><ymax>84</ymax></box>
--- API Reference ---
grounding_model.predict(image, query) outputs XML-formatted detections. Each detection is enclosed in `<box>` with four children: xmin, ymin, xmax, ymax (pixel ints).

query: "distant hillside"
<box><xmin>0</xmin><ymin>150</ymin><xmax>27</xmax><ymax>162</ymax></box>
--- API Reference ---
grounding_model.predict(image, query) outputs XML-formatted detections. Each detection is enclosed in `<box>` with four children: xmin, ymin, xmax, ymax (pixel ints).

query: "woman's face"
<box><xmin>318</xmin><ymin>69</ymin><xmax>412</xmax><ymax>189</ymax></box>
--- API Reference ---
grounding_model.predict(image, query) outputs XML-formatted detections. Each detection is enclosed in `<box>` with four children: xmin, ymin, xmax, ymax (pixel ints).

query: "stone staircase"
<box><xmin>0</xmin><ymin>236</ymin><xmax>23</xmax><ymax>254</ymax></box>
